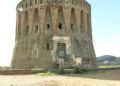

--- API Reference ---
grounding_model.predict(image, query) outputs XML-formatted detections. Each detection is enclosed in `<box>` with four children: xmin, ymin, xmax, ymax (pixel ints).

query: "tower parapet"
<box><xmin>17</xmin><ymin>0</ymin><xmax>91</xmax><ymax>11</ymax></box>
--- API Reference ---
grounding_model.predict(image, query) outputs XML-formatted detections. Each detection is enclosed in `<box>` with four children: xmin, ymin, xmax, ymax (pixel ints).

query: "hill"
<box><xmin>97</xmin><ymin>55</ymin><xmax>120</xmax><ymax>65</ymax></box>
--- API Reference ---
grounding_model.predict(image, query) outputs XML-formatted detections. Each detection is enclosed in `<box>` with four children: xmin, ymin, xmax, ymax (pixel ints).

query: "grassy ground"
<box><xmin>99</xmin><ymin>65</ymin><xmax>120</xmax><ymax>68</ymax></box>
<box><xmin>0</xmin><ymin>69</ymin><xmax>120</xmax><ymax>86</ymax></box>
<box><xmin>35</xmin><ymin>71</ymin><xmax>57</xmax><ymax>76</ymax></box>
<box><xmin>35</xmin><ymin>66</ymin><xmax>120</xmax><ymax>76</ymax></box>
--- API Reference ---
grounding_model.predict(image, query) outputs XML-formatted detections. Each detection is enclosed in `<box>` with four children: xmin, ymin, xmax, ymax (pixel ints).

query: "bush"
<box><xmin>74</xmin><ymin>68</ymin><xmax>96</xmax><ymax>74</ymax></box>
<box><xmin>35</xmin><ymin>68</ymin><xmax>98</xmax><ymax>76</ymax></box>
<box><xmin>35</xmin><ymin>71</ymin><xmax>57</xmax><ymax>76</ymax></box>
<box><xmin>57</xmin><ymin>69</ymin><xmax>65</xmax><ymax>74</ymax></box>
<box><xmin>74</xmin><ymin>68</ymin><xmax>87</xmax><ymax>74</ymax></box>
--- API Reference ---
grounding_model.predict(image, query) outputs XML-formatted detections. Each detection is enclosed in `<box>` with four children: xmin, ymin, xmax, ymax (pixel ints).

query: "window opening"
<box><xmin>34</xmin><ymin>24</ymin><xmax>39</xmax><ymax>33</ymax></box>
<box><xmin>46</xmin><ymin>43</ymin><xmax>50</xmax><ymax>50</ymax></box>
<box><xmin>35</xmin><ymin>0</ymin><xmax>37</xmax><ymax>4</ymax></box>
<box><xmin>47</xmin><ymin>24</ymin><xmax>50</xmax><ymax>29</ymax></box>
<box><xmin>25</xmin><ymin>25</ymin><xmax>29</xmax><ymax>36</ymax></box>
<box><xmin>58</xmin><ymin>23</ymin><xmax>62</xmax><ymax>29</ymax></box>
<box><xmin>71</xmin><ymin>24</ymin><xmax>74</xmax><ymax>31</ymax></box>
<box><xmin>30</xmin><ymin>0</ymin><xmax>32</xmax><ymax>6</ymax></box>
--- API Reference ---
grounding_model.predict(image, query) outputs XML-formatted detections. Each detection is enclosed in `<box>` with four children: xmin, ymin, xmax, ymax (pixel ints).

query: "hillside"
<box><xmin>97</xmin><ymin>55</ymin><xmax>120</xmax><ymax>65</ymax></box>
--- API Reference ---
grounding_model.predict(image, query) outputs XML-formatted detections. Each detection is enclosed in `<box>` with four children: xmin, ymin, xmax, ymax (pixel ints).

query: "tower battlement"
<box><xmin>17</xmin><ymin>0</ymin><xmax>91</xmax><ymax>11</ymax></box>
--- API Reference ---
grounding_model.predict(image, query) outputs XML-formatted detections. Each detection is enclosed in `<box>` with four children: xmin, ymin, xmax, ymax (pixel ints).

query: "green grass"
<box><xmin>35</xmin><ymin>68</ymin><xmax>98</xmax><ymax>76</ymax></box>
<box><xmin>35</xmin><ymin>71</ymin><xmax>57</xmax><ymax>76</ymax></box>
<box><xmin>99</xmin><ymin>65</ymin><xmax>120</xmax><ymax>68</ymax></box>
<box><xmin>74</xmin><ymin>68</ymin><xmax>98</xmax><ymax>74</ymax></box>
<box><xmin>10</xmin><ymin>84</ymin><xmax>13</xmax><ymax>86</ymax></box>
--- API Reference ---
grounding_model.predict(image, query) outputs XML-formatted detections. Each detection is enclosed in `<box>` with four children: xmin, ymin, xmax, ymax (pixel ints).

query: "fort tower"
<box><xmin>11</xmin><ymin>0</ymin><xmax>96</xmax><ymax>69</ymax></box>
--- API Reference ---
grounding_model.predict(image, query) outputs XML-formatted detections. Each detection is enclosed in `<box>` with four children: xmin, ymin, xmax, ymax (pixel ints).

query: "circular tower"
<box><xmin>11</xmin><ymin>0</ymin><xmax>97</xmax><ymax>69</ymax></box>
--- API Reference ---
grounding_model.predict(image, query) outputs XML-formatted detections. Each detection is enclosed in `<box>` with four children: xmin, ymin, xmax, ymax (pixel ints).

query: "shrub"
<box><xmin>35</xmin><ymin>71</ymin><xmax>57</xmax><ymax>76</ymax></box>
<box><xmin>74</xmin><ymin>68</ymin><xmax>96</xmax><ymax>74</ymax></box>
<box><xmin>57</xmin><ymin>69</ymin><xmax>65</xmax><ymax>74</ymax></box>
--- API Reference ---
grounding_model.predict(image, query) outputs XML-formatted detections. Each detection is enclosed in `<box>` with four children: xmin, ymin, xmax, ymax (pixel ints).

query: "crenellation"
<box><xmin>17</xmin><ymin>0</ymin><xmax>90</xmax><ymax>12</ymax></box>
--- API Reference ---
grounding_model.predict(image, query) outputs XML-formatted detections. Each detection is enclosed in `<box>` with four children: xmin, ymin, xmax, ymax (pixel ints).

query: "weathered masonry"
<box><xmin>11</xmin><ymin>0</ymin><xmax>97</xmax><ymax>69</ymax></box>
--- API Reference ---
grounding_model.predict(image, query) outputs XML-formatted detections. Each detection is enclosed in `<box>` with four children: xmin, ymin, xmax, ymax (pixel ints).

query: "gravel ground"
<box><xmin>0</xmin><ymin>69</ymin><xmax>120</xmax><ymax>86</ymax></box>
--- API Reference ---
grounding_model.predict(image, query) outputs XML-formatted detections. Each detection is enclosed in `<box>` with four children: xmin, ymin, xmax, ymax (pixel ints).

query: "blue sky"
<box><xmin>87</xmin><ymin>0</ymin><xmax>120</xmax><ymax>57</ymax></box>
<box><xmin>0</xmin><ymin>0</ymin><xmax>120</xmax><ymax>66</ymax></box>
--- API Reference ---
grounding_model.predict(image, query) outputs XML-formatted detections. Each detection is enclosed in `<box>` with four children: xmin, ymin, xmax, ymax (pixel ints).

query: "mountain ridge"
<box><xmin>97</xmin><ymin>55</ymin><xmax>120</xmax><ymax>65</ymax></box>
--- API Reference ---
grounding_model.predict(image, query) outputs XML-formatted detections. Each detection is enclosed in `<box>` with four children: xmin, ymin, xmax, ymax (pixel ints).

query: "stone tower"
<box><xmin>11</xmin><ymin>0</ymin><xmax>96</xmax><ymax>69</ymax></box>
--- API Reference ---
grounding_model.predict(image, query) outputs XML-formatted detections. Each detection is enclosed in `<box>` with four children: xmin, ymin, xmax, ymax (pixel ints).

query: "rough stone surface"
<box><xmin>11</xmin><ymin>0</ymin><xmax>97</xmax><ymax>69</ymax></box>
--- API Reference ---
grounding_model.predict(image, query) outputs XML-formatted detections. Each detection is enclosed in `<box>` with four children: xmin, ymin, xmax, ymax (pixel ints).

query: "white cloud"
<box><xmin>93</xmin><ymin>32</ymin><xmax>120</xmax><ymax>57</ymax></box>
<box><xmin>0</xmin><ymin>0</ymin><xmax>17</xmax><ymax>66</ymax></box>
<box><xmin>94</xmin><ymin>38</ymin><xmax>120</xmax><ymax>57</ymax></box>
<box><xmin>112</xmin><ymin>33</ymin><xmax>120</xmax><ymax>41</ymax></box>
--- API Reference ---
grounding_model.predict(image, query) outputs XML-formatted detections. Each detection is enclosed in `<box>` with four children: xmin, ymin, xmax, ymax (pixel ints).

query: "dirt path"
<box><xmin>0</xmin><ymin>69</ymin><xmax>120</xmax><ymax>86</ymax></box>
